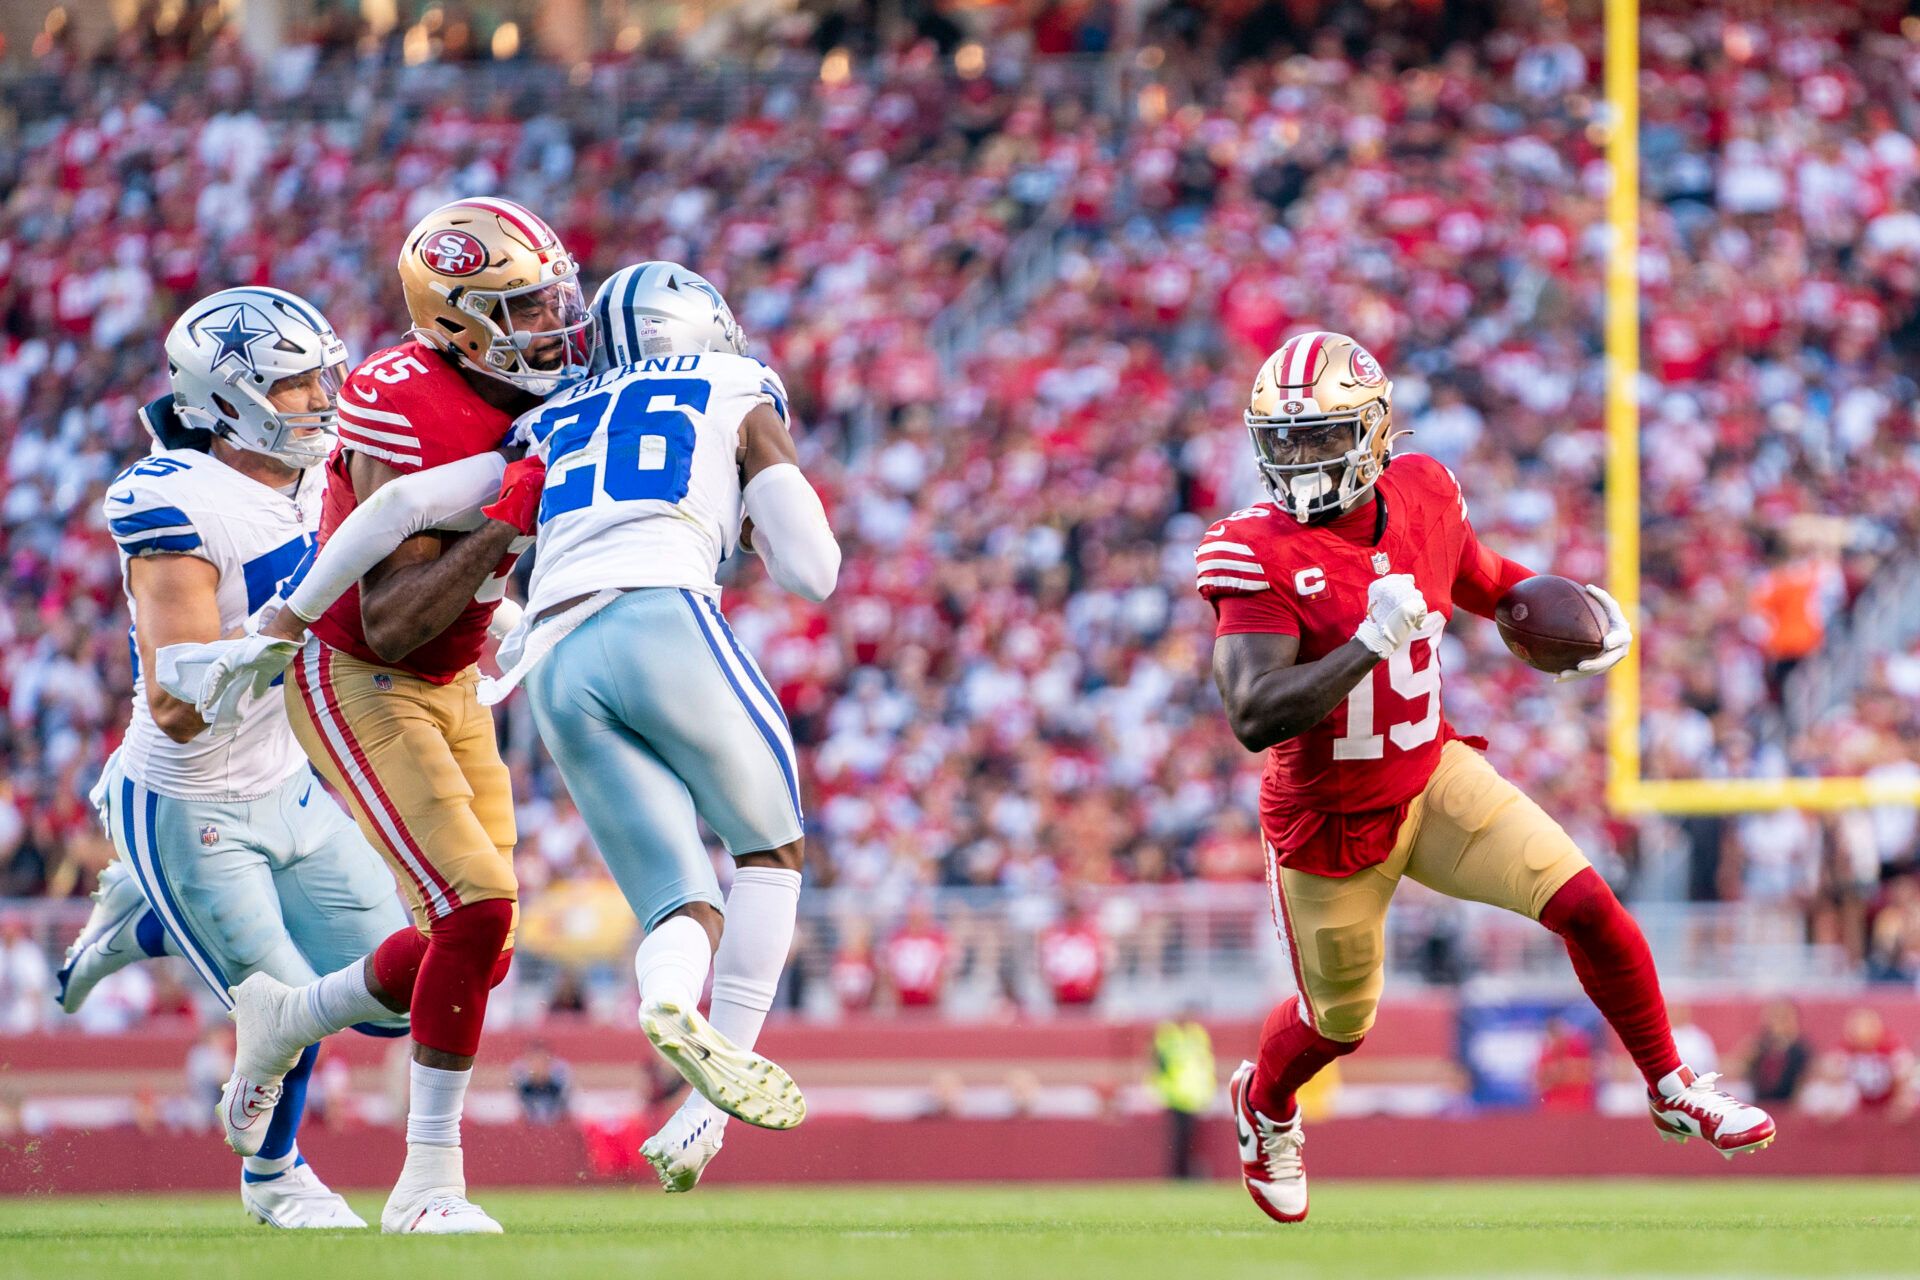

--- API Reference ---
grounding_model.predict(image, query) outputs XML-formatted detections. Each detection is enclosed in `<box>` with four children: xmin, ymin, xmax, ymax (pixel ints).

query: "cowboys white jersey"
<box><xmin>106</xmin><ymin>448</ymin><xmax>321</xmax><ymax>800</ymax></box>
<box><xmin>506</xmin><ymin>351</ymin><xmax>787</xmax><ymax>616</ymax></box>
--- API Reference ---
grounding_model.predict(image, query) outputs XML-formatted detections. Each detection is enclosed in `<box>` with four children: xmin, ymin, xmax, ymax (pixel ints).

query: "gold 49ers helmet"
<box><xmin>1245</xmin><ymin>330</ymin><xmax>1399</xmax><ymax>523</ymax></box>
<box><xmin>397</xmin><ymin>196</ymin><xmax>591</xmax><ymax>394</ymax></box>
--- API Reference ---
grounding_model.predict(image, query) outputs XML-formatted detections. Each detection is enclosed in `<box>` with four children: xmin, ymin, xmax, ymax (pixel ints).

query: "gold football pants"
<box><xmin>1268</xmin><ymin>741</ymin><xmax>1590</xmax><ymax>1042</ymax></box>
<box><xmin>285</xmin><ymin>640</ymin><xmax>517</xmax><ymax>939</ymax></box>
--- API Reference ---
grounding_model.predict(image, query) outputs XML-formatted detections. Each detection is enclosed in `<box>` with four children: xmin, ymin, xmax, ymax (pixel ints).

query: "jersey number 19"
<box><xmin>1332</xmin><ymin>615</ymin><xmax>1444</xmax><ymax>760</ymax></box>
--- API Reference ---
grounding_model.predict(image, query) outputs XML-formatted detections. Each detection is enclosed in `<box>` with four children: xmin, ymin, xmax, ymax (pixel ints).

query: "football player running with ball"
<box><xmin>1200</xmin><ymin>332</ymin><xmax>1775</xmax><ymax>1225</ymax></box>
<box><xmin>162</xmin><ymin>197</ymin><xmax>589</xmax><ymax>1234</ymax></box>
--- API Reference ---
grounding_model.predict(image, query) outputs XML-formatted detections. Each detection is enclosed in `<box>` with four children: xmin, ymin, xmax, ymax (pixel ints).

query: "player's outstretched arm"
<box><xmin>1212</xmin><ymin>630</ymin><xmax>1379</xmax><ymax>752</ymax></box>
<box><xmin>737</xmin><ymin>404</ymin><xmax>840</xmax><ymax>602</ymax></box>
<box><xmin>129</xmin><ymin>555</ymin><xmax>225</xmax><ymax>742</ymax></box>
<box><xmin>350</xmin><ymin>452</ymin><xmax>530</xmax><ymax>663</ymax></box>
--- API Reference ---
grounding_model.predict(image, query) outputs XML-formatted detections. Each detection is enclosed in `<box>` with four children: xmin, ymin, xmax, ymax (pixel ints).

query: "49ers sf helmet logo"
<box><xmin>420</xmin><ymin>229</ymin><xmax>487</xmax><ymax>277</ymax></box>
<box><xmin>1351</xmin><ymin>346</ymin><xmax>1385</xmax><ymax>386</ymax></box>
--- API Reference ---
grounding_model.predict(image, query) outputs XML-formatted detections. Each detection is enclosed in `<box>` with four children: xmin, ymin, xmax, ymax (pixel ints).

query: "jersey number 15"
<box><xmin>531</xmin><ymin>377</ymin><xmax>711</xmax><ymax>521</ymax></box>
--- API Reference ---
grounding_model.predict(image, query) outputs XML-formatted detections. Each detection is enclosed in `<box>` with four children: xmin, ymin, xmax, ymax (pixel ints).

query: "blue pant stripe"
<box><xmin>121</xmin><ymin>777</ymin><xmax>229</xmax><ymax>1002</ymax></box>
<box><xmin>700</xmin><ymin>595</ymin><xmax>802</xmax><ymax>819</ymax></box>
<box><xmin>679</xmin><ymin>590</ymin><xmax>802</xmax><ymax>821</ymax></box>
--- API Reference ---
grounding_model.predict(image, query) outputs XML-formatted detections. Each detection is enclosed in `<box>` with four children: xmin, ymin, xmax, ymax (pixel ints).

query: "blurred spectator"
<box><xmin>1865</xmin><ymin>875</ymin><xmax>1920</xmax><ymax>984</ymax></box>
<box><xmin>1742</xmin><ymin>1001</ymin><xmax>1813</xmax><ymax>1106</ymax></box>
<box><xmin>829</xmin><ymin>921</ymin><xmax>879</xmax><ymax>1014</ymax></box>
<box><xmin>0</xmin><ymin>915</ymin><xmax>52</xmax><ymax>1033</ymax></box>
<box><xmin>1535</xmin><ymin>1016</ymin><xmax>1597</xmax><ymax>1112</ymax></box>
<box><xmin>183</xmin><ymin>1024</ymin><xmax>232</xmax><ymax>1117</ymax></box>
<box><xmin>1147</xmin><ymin>1011</ymin><xmax>1214</xmax><ymax>1179</ymax></box>
<box><xmin>882</xmin><ymin>904</ymin><xmax>950</xmax><ymax>1011</ymax></box>
<box><xmin>1667</xmin><ymin>1004</ymin><xmax>1719</xmax><ymax>1078</ymax></box>
<box><xmin>1037</xmin><ymin>899</ymin><xmax>1105</xmax><ymax>1009</ymax></box>
<box><xmin>511</xmin><ymin>1041</ymin><xmax>574</xmax><ymax>1124</ymax></box>
<box><xmin>1839</xmin><ymin>1008</ymin><xmax>1914</xmax><ymax>1110</ymax></box>
<box><xmin>1798</xmin><ymin>1052</ymin><xmax>1861</xmax><ymax>1121</ymax></box>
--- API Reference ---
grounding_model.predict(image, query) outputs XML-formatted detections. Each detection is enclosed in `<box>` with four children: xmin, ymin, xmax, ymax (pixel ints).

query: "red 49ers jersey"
<box><xmin>1198</xmin><ymin>452</ymin><xmax>1532</xmax><ymax>876</ymax></box>
<box><xmin>310</xmin><ymin>341</ymin><xmax>529</xmax><ymax>684</ymax></box>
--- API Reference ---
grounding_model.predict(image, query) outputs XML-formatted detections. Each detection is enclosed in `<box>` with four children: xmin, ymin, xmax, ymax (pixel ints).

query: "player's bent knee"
<box><xmin>739</xmin><ymin>839</ymin><xmax>804</xmax><ymax>873</ymax></box>
<box><xmin>1539</xmin><ymin>866</ymin><xmax>1613</xmax><ymax>936</ymax></box>
<box><xmin>1312</xmin><ymin>994</ymin><xmax>1379</xmax><ymax>1043</ymax></box>
<box><xmin>432</xmin><ymin>897</ymin><xmax>515</xmax><ymax>956</ymax></box>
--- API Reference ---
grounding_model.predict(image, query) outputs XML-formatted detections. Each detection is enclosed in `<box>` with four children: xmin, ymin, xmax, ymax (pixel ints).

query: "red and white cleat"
<box><xmin>1648</xmin><ymin>1068</ymin><xmax>1777</xmax><ymax>1159</ymax></box>
<box><xmin>1229</xmin><ymin>1060</ymin><xmax>1309</xmax><ymax>1223</ymax></box>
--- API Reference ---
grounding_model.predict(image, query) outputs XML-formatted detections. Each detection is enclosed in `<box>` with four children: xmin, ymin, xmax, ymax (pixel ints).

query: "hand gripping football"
<box><xmin>1495</xmin><ymin>575</ymin><xmax>1608</xmax><ymax>674</ymax></box>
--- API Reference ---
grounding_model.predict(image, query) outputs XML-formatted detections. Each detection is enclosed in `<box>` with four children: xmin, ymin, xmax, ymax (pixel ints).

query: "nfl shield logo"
<box><xmin>373</xmin><ymin>673</ymin><xmax>394</xmax><ymax>692</ymax></box>
<box><xmin>199</xmin><ymin>825</ymin><xmax>219</xmax><ymax>847</ymax></box>
<box><xmin>1371</xmin><ymin>552</ymin><xmax>1391</xmax><ymax>574</ymax></box>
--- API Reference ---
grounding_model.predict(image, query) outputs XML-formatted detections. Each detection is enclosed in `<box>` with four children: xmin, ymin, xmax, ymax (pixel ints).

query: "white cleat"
<box><xmin>218</xmin><ymin>972</ymin><xmax>310</xmax><ymax>1156</ymax></box>
<box><xmin>381</xmin><ymin>1144</ymin><xmax>502</xmax><ymax>1235</ymax></box>
<box><xmin>381</xmin><ymin>1192</ymin><xmax>504</xmax><ymax>1235</ymax></box>
<box><xmin>1649</xmin><ymin>1068</ymin><xmax>1778</xmax><ymax>1159</ymax></box>
<box><xmin>1230</xmin><ymin>1060</ymin><xmax>1310</xmax><ymax>1223</ymax></box>
<box><xmin>641</xmin><ymin>1100</ymin><xmax>727</xmax><ymax>1192</ymax></box>
<box><xmin>242</xmin><ymin>1163</ymin><xmax>368</xmax><ymax>1229</ymax></box>
<box><xmin>640</xmin><ymin>999</ymin><xmax>805</xmax><ymax>1131</ymax></box>
<box><xmin>56</xmin><ymin>860</ymin><xmax>150</xmax><ymax>1014</ymax></box>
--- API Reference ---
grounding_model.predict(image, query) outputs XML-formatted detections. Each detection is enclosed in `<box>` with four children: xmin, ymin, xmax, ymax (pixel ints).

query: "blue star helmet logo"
<box><xmin>194</xmin><ymin>305</ymin><xmax>276</xmax><ymax>378</ymax></box>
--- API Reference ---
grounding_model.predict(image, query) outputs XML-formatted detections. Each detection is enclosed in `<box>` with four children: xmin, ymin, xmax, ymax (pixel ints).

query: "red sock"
<box><xmin>371</xmin><ymin>926</ymin><xmax>429</xmax><ymax>1004</ymax></box>
<box><xmin>1249</xmin><ymin>994</ymin><xmax>1364</xmax><ymax>1120</ymax></box>
<box><xmin>410</xmin><ymin>899</ymin><xmax>515</xmax><ymax>1059</ymax></box>
<box><xmin>1539</xmin><ymin>868</ymin><xmax>1682</xmax><ymax>1090</ymax></box>
<box><xmin>490</xmin><ymin>947</ymin><xmax>514</xmax><ymax>990</ymax></box>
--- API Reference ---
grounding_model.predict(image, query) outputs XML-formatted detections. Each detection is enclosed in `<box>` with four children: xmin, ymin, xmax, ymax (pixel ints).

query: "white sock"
<box><xmin>1656</xmin><ymin>1066</ymin><xmax>1694</xmax><ymax>1098</ymax></box>
<box><xmin>634</xmin><ymin>914</ymin><xmax>712</xmax><ymax>1013</ymax></box>
<box><xmin>405</xmin><ymin>1060</ymin><xmax>470</xmax><ymax>1148</ymax></box>
<box><xmin>707</xmin><ymin>866</ymin><xmax>801</xmax><ymax>1050</ymax></box>
<box><xmin>298</xmin><ymin>958</ymin><xmax>390</xmax><ymax>1043</ymax></box>
<box><xmin>394</xmin><ymin>1141</ymin><xmax>465</xmax><ymax>1200</ymax></box>
<box><xmin>243</xmin><ymin>1145</ymin><xmax>299</xmax><ymax>1179</ymax></box>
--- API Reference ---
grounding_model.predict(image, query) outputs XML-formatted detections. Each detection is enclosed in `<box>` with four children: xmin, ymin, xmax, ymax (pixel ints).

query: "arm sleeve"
<box><xmin>1452</xmin><ymin>520</ymin><xmax>1535</xmax><ymax>621</ymax></box>
<box><xmin>1211</xmin><ymin>590</ymin><xmax>1302</xmax><ymax>637</ymax></box>
<box><xmin>742</xmin><ymin>462</ymin><xmax>840</xmax><ymax>602</ymax></box>
<box><xmin>283</xmin><ymin>452</ymin><xmax>508</xmax><ymax>623</ymax></box>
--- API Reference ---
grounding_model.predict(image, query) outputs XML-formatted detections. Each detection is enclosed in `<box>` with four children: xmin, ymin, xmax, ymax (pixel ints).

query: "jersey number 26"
<box><xmin>531</xmin><ymin>377</ymin><xmax>711</xmax><ymax>521</ymax></box>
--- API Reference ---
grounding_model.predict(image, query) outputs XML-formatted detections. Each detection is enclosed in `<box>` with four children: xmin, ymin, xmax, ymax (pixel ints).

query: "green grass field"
<box><xmin>2</xmin><ymin>1180</ymin><xmax>1915</xmax><ymax>1279</ymax></box>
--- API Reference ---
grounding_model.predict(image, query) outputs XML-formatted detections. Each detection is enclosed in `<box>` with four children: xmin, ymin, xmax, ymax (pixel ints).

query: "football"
<box><xmin>1494</xmin><ymin>575</ymin><xmax>1608</xmax><ymax>674</ymax></box>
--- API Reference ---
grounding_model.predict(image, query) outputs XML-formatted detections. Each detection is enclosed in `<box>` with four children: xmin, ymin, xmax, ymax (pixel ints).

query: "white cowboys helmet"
<box><xmin>591</xmin><ymin>261</ymin><xmax>747</xmax><ymax>368</ymax></box>
<box><xmin>164</xmin><ymin>286</ymin><xmax>349</xmax><ymax>470</ymax></box>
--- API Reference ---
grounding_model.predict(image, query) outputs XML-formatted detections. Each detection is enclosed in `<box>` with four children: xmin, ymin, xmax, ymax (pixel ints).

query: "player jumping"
<box><xmin>89</xmin><ymin>286</ymin><xmax>413</xmax><ymax>1228</ymax></box>
<box><xmin>506</xmin><ymin>262</ymin><xmax>835</xmax><ymax>1187</ymax></box>
<box><xmin>1199</xmin><ymin>331</ymin><xmax>1776</xmax><ymax>1224</ymax></box>
<box><xmin>162</xmin><ymin>197</ymin><xmax>587</xmax><ymax>1234</ymax></box>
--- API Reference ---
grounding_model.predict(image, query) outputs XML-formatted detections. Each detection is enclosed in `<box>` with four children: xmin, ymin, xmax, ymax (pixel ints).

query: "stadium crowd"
<box><xmin>3</xmin><ymin>0</ymin><xmax>1920</xmax><ymax>1032</ymax></box>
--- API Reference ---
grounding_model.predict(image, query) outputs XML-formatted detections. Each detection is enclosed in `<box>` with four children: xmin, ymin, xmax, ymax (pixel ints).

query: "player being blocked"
<box><xmin>162</xmin><ymin>198</ymin><xmax>591</xmax><ymax>1235</ymax></box>
<box><xmin>176</xmin><ymin>262</ymin><xmax>837</xmax><ymax>1193</ymax></box>
<box><xmin>79</xmin><ymin>287</ymin><xmax>415</xmax><ymax>1229</ymax></box>
<box><xmin>1200</xmin><ymin>332</ymin><xmax>1775</xmax><ymax>1225</ymax></box>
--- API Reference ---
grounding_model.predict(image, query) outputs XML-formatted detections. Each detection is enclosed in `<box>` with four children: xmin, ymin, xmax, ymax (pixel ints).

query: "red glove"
<box><xmin>483</xmin><ymin>455</ymin><xmax>546</xmax><ymax>534</ymax></box>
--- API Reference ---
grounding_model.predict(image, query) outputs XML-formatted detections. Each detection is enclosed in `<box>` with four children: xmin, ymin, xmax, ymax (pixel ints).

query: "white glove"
<box><xmin>1354</xmin><ymin>573</ymin><xmax>1429</xmax><ymax>659</ymax></box>
<box><xmin>157</xmin><ymin>635</ymin><xmax>301</xmax><ymax>728</ymax></box>
<box><xmin>1556</xmin><ymin>583</ymin><xmax>1632</xmax><ymax>682</ymax></box>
